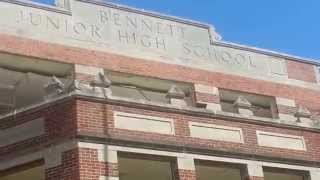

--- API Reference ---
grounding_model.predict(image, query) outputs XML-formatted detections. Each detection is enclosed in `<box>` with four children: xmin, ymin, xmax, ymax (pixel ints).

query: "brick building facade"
<box><xmin>0</xmin><ymin>0</ymin><xmax>320</xmax><ymax>180</ymax></box>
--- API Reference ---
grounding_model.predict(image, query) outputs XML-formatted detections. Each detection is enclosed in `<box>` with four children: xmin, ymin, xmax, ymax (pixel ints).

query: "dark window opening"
<box><xmin>119</xmin><ymin>152</ymin><xmax>176</xmax><ymax>180</ymax></box>
<box><xmin>106</xmin><ymin>71</ymin><xmax>193</xmax><ymax>106</ymax></box>
<box><xmin>0</xmin><ymin>160</ymin><xmax>44</xmax><ymax>180</ymax></box>
<box><xmin>0</xmin><ymin>53</ymin><xmax>73</xmax><ymax>116</ymax></box>
<box><xmin>263</xmin><ymin>167</ymin><xmax>308</xmax><ymax>180</ymax></box>
<box><xmin>195</xmin><ymin>160</ymin><xmax>244</xmax><ymax>180</ymax></box>
<box><xmin>219</xmin><ymin>89</ymin><xmax>278</xmax><ymax>118</ymax></box>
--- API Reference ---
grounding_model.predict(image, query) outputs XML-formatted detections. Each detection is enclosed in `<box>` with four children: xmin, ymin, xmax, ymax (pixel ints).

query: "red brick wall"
<box><xmin>76</xmin><ymin>100</ymin><xmax>320</xmax><ymax>163</ymax></box>
<box><xmin>287</xmin><ymin>60</ymin><xmax>317</xmax><ymax>83</ymax></box>
<box><xmin>45</xmin><ymin>149</ymin><xmax>80</xmax><ymax>180</ymax></box>
<box><xmin>246</xmin><ymin>176</ymin><xmax>264</xmax><ymax>180</ymax></box>
<box><xmin>177</xmin><ymin>169</ymin><xmax>196</xmax><ymax>180</ymax></box>
<box><xmin>78</xmin><ymin>148</ymin><xmax>118</xmax><ymax>180</ymax></box>
<box><xmin>76</xmin><ymin>100</ymin><xmax>108</xmax><ymax>135</ymax></box>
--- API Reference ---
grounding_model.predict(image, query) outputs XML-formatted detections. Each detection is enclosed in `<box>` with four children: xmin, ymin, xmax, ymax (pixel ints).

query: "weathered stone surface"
<box><xmin>256</xmin><ymin>131</ymin><xmax>306</xmax><ymax>151</ymax></box>
<box><xmin>44</xmin><ymin>76</ymin><xmax>65</xmax><ymax>96</ymax></box>
<box><xmin>295</xmin><ymin>106</ymin><xmax>311</xmax><ymax>118</ymax></box>
<box><xmin>114</xmin><ymin>111</ymin><xmax>175</xmax><ymax>135</ymax></box>
<box><xmin>167</xmin><ymin>85</ymin><xmax>185</xmax><ymax>99</ymax></box>
<box><xmin>234</xmin><ymin>96</ymin><xmax>252</xmax><ymax>108</ymax></box>
<box><xmin>0</xmin><ymin>0</ymin><xmax>294</xmax><ymax>86</ymax></box>
<box><xmin>189</xmin><ymin>122</ymin><xmax>244</xmax><ymax>143</ymax></box>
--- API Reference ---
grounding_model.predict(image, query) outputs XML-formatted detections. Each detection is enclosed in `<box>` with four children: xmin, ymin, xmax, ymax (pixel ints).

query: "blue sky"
<box><xmin>34</xmin><ymin>0</ymin><xmax>320</xmax><ymax>61</ymax></box>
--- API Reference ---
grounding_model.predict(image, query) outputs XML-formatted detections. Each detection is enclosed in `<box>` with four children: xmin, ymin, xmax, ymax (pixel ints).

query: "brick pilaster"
<box><xmin>176</xmin><ymin>157</ymin><xmax>196</xmax><ymax>180</ymax></box>
<box><xmin>245</xmin><ymin>163</ymin><xmax>264</xmax><ymax>180</ymax></box>
<box><xmin>246</xmin><ymin>177</ymin><xmax>264</xmax><ymax>180</ymax></box>
<box><xmin>77</xmin><ymin>145</ymin><xmax>119</xmax><ymax>180</ymax></box>
<box><xmin>45</xmin><ymin>148</ymin><xmax>80</xmax><ymax>180</ymax></box>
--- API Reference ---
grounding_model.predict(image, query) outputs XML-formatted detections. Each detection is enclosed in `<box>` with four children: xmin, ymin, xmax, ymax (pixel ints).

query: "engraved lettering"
<box><xmin>156</xmin><ymin>22</ymin><xmax>164</xmax><ymax>35</ymax></box>
<box><xmin>126</xmin><ymin>15</ymin><xmax>138</xmax><ymax>30</ymax></box>
<box><xmin>16</xmin><ymin>10</ymin><xmax>27</xmax><ymax>23</ymax></box>
<box><xmin>46</xmin><ymin>16</ymin><xmax>60</xmax><ymax>30</ymax></box>
<box><xmin>167</xmin><ymin>24</ymin><xmax>174</xmax><ymax>37</ymax></box>
<box><xmin>194</xmin><ymin>45</ymin><xmax>206</xmax><ymax>57</ymax></box>
<box><xmin>208</xmin><ymin>47</ymin><xmax>218</xmax><ymax>60</ymax></box>
<box><xmin>30</xmin><ymin>13</ymin><xmax>41</xmax><ymax>26</ymax></box>
<box><xmin>249</xmin><ymin>55</ymin><xmax>257</xmax><ymax>68</ymax></box>
<box><xmin>178</xmin><ymin>26</ymin><xmax>186</xmax><ymax>38</ymax></box>
<box><xmin>118</xmin><ymin>30</ymin><xmax>136</xmax><ymax>44</ymax></box>
<box><xmin>142</xmin><ymin>18</ymin><xmax>153</xmax><ymax>33</ymax></box>
<box><xmin>64</xmin><ymin>19</ymin><xmax>69</xmax><ymax>33</ymax></box>
<box><xmin>156</xmin><ymin>37</ymin><xmax>166</xmax><ymax>50</ymax></box>
<box><xmin>221</xmin><ymin>51</ymin><xmax>232</xmax><ymax>64</ymax></box>
<box><xmin>113</xmin><ymin>13</ymin><xmax>121</xmax><ymax>26</ymax></box>
<box><xmin>183</xmin><ymin>43</ymin><xmax>192</xmax><ymax>55</ymax></box>
<box><xmin>10</xmin><ymin>6</ymin><xmax>288</xmax><ymax>79</ymax></box>
<box><xmin>140</xmin><ymin>35</ymin><xmax>151</xmax><ymax>47</ymax></box>
<box><xmin>234</xmin><ymin>54</ymin><xmax>247</xmax><ymax>66</ymax></box>
<box><xmin>73</xmin><ymin>22</ymin><xmax>87</xmax><ymax>35</ymax></box>
<box><xmin>100</xmin><ymin>10</ymin><xmax>109</xmax><ymax>24</ymax></box>
<box><xmin>91</xmin><ymin>25</ymin><xmax>102</xmax><ymax>38</ymax></box>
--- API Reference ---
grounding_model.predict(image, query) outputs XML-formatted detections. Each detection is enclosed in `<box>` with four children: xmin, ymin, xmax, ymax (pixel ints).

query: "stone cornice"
<box><xmin>1</xmin><ymin>90</ymin><xmax>319</xmax><ymax>133</ymax></box>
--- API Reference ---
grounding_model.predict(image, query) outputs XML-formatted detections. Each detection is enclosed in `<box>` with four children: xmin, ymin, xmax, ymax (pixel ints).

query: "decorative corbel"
<box><xmin>90</xmin><ymin>72</ymin><xmax>111</xmax><ymax>88</ymax></box>
<box><xmin>166</xmin><ymin>85</ymin><xmax>187</xmax><ymax>107</ymax></box>
<box><xmin>233</xmin><ymin>96</ymin><xmax>253</xmax><ymax>116</ymax></box>
<box><xmin>295</xmin><ymin>106</ymin><xmax>311</xmax><ymax>123</ymax></box>
<box><xmin>88</xmin><ymin>72</ymin><xmax>112</xmax><ymax>98</ymax></box>
<box><xmin>44</xmin><ymin>76</ymin><xmax>65</xmax><ymax>95</ymax></box>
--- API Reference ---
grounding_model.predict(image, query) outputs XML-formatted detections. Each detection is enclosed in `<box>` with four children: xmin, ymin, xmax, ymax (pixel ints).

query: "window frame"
<box><xmin>118</xmin><ymin>152</ymin><xmax>178</xmax><ymax>180</ymax></box>
<box><xmin>195</xmin><ymin>160</ymin><xmax>246</xmax><ymax>180</ymax></box>
<box><xmin>0</xmin><ymin>160</ymin><xmax>44</xmax><ymax>179</ymax></box>
<box><xmin>263</xmin><ymin>167</ymin><xmax>309</xmax><ymax>180</ymax></box>
<box><xmin>219</xmin><ymin>89</ymin><xmax>278</xmax><ymax>119</ymax></box>
<box><xmin>106</xmin><ymin>71</ymin><xmax>193</xmax><ymax>106</ymax></box>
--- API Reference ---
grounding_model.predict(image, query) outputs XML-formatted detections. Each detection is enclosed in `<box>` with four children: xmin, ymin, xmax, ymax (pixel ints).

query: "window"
<box><xmin>195</xmin><ymin>160</ymin><xmax>244</xmax><ymax>180</ymax></box>
<box><xmin>0</xmin><ymin>161</ymin><xmax>44</xmax><ymax>180</ymax></box>
<box><xmin>0</xmin><ymin>53</ymin><xmax>73</xmax><ymax>115</ymax></box>
<box><xmin>119</xmin><ymin>153</ymin><xmax>176</xmax><ymax>180</ymax></box>
<box><xmin>264</xmin><ymin>167</ymin><xmax>307</xmax><ymax>180</ymax></box>
<box><xmin>106</xmin><ymin>71</ymin><xmax>193</xmax><ymax>106</ymax></box>
<box><xmin>219</xmin><ymin>89</ymin><xmax>278</xmax><ymax>118</ymax></box>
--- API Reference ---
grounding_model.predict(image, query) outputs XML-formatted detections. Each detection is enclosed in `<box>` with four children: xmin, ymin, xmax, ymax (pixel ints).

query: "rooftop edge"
<box><xmin>2</xmin><ymin>0</ymin><xmax>320</xmax><ymax>66</ymax></box>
